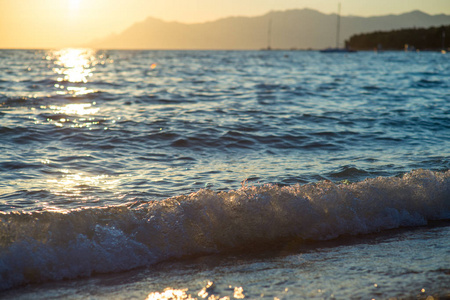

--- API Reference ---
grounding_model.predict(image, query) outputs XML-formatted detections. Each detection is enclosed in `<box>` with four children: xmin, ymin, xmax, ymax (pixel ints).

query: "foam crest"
<box><xmin>0</xmin><ymin>169</ymin><xmax>449</xmax><ymax>290</ymax></box>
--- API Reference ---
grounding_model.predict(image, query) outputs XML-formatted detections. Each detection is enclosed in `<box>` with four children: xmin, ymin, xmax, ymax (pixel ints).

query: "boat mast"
<box><xmin>267</xmin><ymin>18</ymin><xmax>272</xmax><ymax>50</ymax></box>
<box><xmin>336</xmin><ymin>3</ymin><xmax>341</xmax><ymax>48</ymax></box>
<box><xmin>442</xmin><ymin>29</ymin><xmax>446</xmax><ymax>50</ymax></box>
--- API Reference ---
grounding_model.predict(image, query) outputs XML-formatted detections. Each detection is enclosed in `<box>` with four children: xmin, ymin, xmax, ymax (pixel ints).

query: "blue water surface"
<box><xmin>0</xmin><ymin>49</ymin><xmax>449</xmax><ymax>211</ymax></box>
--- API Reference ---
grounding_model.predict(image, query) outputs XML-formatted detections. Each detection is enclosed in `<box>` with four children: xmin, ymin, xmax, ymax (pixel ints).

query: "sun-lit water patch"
<box><xmin>43</xmin><ymin>103</ymin><xmax>102</xmax><ymax>128</ymax></box>
<box><xmin>53</xmin><ymin>48</ymin><xmax>94</xmax><ymax>83</ymax></box>
<box><xmin>50</xmin><ymin>103</ymin><xmax>99</xmax><ymax>116</ymax></box>
<box><xmin>47</xmin><ymin>171</ymin><xmax>119</xmax><ymax>198</ymax></box>
<box><xmin>48</xmin><ymin>48</ymin><xmax>100</xmax><ymax>96</ymax></box>
<box><xmin>54</xmin><ymin>84</ymin><xmax>94</xmax><ymax>96</ymax></box>
<box><xmin>233</xmin><ymin>287</ymin><xmax>245</xmax><ymax>299</ymax></box>
<box><xmin>146</xmin><ymin>288</ymin><xmax>193</xmax><ymax>300</ymax></box>
<box><xmin>144</xmin><ymin>282</ymin><xmax>247</xmax><ymax>300</ymax></box>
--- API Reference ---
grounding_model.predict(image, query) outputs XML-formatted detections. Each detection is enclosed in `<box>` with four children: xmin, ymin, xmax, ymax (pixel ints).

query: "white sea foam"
<box><xmin>0</xmin><ymin>169</ymin><xmax>449</xmax><ymax>290</ymax></box>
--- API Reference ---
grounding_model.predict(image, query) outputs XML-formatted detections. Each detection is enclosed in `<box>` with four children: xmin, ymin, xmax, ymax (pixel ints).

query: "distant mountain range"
<box><xmin>90</xmin><ymin>9</ymin><xmax>450</xmax><ymax>50</ymax></box>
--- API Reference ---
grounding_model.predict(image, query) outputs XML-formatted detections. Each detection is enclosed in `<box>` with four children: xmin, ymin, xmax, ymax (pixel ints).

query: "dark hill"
<box><xmin>346</xmin><ymin>25</ymin><xmax>450</xmax><ymax>51</ymax></box>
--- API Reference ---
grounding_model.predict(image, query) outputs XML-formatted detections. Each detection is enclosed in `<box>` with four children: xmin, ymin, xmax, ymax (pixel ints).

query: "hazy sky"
<box><xmin>1</xmin><ymin>0</ymin><xmax>449</xmax><ymax>48</ymax></box>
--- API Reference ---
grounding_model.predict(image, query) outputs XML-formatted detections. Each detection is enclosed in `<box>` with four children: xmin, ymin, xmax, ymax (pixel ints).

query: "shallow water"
<box><xmin>3</xmin><ymin>222</ymin><xmax>450</xmax><ymax>299</ymax></box>
<box><xmin>0</xmin><ymin>49</ymin><xmax>449</xmax><ymax>297</ymax></box>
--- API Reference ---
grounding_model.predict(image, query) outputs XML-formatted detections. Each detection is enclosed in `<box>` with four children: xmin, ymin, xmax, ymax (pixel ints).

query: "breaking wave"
<box><xmin>1</xmin><ymin>169</ymin><xmax>449</xmax><ymax>290</ymax></box>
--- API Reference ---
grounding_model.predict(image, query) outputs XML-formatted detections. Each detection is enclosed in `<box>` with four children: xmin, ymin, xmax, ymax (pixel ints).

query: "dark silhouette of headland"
<box><xmin>90</xmin><ymin>9</ymin><xmax>450</xmax><ymax>50</ymax></box>
<box><xmin>346</xmin><ymin>25</ymin><xmax>449</xmax><ymax>51</ymax></box>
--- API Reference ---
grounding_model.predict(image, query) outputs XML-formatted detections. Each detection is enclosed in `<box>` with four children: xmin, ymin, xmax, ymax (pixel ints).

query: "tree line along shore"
<box><xmin>345</xmin><ymin>25</ymin><xmax>449</xmax><ymax>51</ymax></box>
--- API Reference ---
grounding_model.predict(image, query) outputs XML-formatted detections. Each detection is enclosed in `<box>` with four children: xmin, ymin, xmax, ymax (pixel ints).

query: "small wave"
<box><xmin>362</xmin><ymin>85</ymin><xmax>381</xmax><ymax>91</ymax></box>
<box><xmin>327</xmin><ymin>166</ymin><xmax>370</xmax><ymax>180</ymax></box>
<box><xmin>0</xmin><ymin>169</ymin><xmax>449</xmax><ymax>290</ymax></box>
<box><xmin>413</xmin><ymin>79</ymin><xmax>444</xmax><ymax>88</ymax></box>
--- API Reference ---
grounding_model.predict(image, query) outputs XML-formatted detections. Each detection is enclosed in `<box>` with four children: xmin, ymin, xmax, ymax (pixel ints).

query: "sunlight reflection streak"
<box><xmin>47</xmin><ymin>171</ymin><xmax>120</xmax><ymax>198</ymax></box>
<box><xmin>50</xmin><ymin>103</ymin><xmax>99</xmax><ymax>115</ymax></box>
<box><xmin>51</xmin><ymin>48</ymin><xmax>97</xmax><ymax>96</ymax></box>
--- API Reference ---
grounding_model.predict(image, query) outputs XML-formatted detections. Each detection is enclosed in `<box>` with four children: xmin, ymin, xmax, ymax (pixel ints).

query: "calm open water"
<box><xmin>0</xmin><ymin>49</ymin><xmax>449</xmax><ymax>299</ymax></box>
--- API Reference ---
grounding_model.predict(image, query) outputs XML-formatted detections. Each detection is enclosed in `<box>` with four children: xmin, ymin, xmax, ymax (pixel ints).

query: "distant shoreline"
<box><xmin>346</xmin><ymin>25</ymin><xmax>450</xmax><ymax>51</ymax></box>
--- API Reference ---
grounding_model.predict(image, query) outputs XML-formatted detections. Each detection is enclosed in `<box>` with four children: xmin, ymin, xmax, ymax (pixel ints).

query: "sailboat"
<box><xmin>320</xmin><ymin>3</ymin><xmax>355</xmax><ymax>53</ymax></box>
<box><xmin>260</xmin><ymin>19</ymin><xmax>272</xmax><ymax>51</ymax></box>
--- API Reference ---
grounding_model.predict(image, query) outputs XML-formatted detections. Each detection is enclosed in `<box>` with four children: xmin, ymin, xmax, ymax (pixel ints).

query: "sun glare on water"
<box><xmin>39</xmin><ymin>48</ymin><xmax>111</xmax><ymax>129</ymax></box>
<box><xmin>53</xmin><ymin>48</ymin><xmax>94</xmax><ymax>84</ymax></box>
<box><xmin>145</xmin><ymin>284</ymin><xmax>246</xmax><ymax>299</ymax></box>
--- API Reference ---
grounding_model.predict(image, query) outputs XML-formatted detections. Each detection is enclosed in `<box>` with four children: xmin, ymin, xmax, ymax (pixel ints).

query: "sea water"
<box><xmin>0</xmin><ymin>49</ymin><xmax>449</xmax><ymax>299</ymax></box>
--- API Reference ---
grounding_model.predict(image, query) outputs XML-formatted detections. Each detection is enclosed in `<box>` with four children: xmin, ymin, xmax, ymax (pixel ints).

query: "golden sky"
<box><xmin>1</xmin><ymin>0</ymin><xmax>449</xmax><ymax>49</ymax></box>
